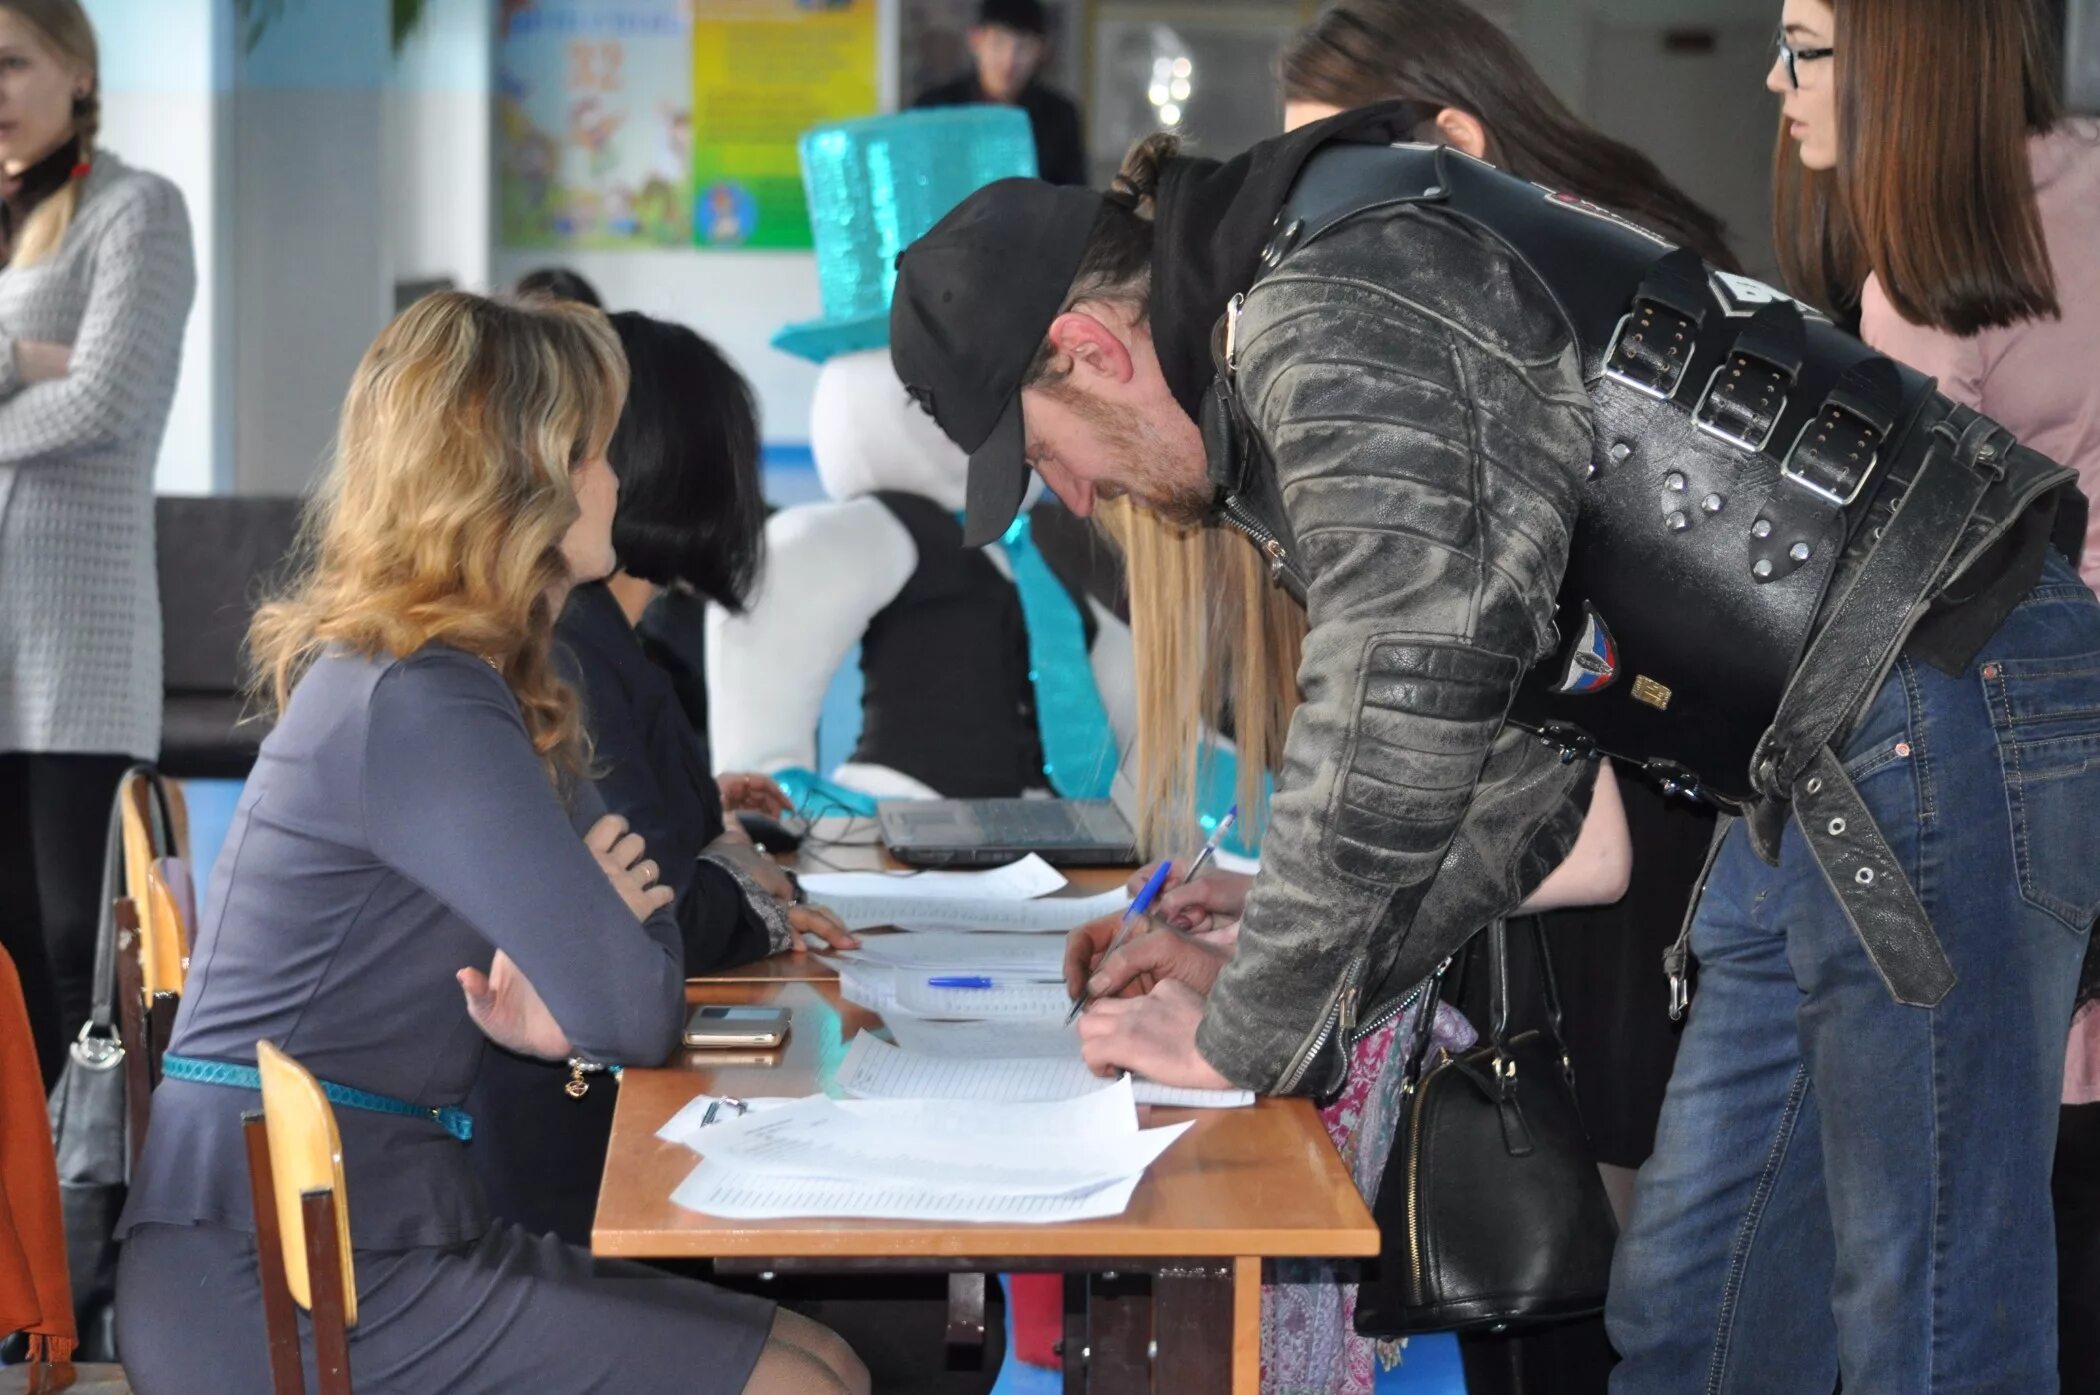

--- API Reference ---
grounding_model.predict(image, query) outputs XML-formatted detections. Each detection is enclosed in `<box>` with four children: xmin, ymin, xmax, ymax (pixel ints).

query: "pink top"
<box><xmin>1861</xmin><ymin>120</ymin><xmax>2100</xmax><ymax>594</ymax></box>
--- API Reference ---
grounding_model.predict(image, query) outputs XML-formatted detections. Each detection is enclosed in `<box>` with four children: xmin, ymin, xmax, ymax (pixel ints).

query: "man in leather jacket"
<box><xmin>895</xmin><ymin>103</ymin><xmax>2100</xmax><ymax>1389</ymax></box>
<box><xmin>894</xmin><ymin>112</ymin><xmax>1605</xmax><ymax>1097</ymax></box>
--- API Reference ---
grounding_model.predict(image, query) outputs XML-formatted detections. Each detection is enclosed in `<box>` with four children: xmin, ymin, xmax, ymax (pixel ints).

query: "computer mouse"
<box><xmin>735</xmin><ymin>811</ymin><xmax>804</xmax><ymax>855</ymax></box>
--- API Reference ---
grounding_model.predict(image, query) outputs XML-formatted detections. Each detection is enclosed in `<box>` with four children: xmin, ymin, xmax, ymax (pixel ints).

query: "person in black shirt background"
<box><xmin>913</xmin><ymin>0</ymin><xmax>1086</xmax><ymax>185</ymax></box>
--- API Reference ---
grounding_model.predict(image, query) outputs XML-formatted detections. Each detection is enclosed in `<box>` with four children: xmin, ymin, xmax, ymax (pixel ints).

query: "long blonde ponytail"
<box><xmin>5</xmin><ymin>0</ymin><xmax>100</xmax><ymax>269</ymax></box>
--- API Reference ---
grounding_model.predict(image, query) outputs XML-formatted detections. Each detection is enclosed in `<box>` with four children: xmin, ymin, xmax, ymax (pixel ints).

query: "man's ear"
<box><xmin>1433</xmin><ymin>106</ymin><xmax>1492</xmax><ymax>161</ymax></box>
<box><xmin>1045</xmin><ymin>309</ymin><xmax>1136</xmax><ymax>387</ymax></box>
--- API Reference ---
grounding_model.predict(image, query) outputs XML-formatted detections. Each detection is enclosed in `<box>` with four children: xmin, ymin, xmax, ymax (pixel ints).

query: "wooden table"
<box><xmin>603</xmin><ymin>830</ymin><xmax>1379</xmax><ymax>1393</ymax></box>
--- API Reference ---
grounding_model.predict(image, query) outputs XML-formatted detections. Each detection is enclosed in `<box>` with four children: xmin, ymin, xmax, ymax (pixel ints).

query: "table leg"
<box><xmin>1084</xmin><ymin>1271</ymin><xmax>1153</xmax><ymax>1394</ymax></box>
<box><xmin>1153</xmin><ymin>1263</ymin><xmax>1235</xmax><ymax>1395</ymax></box>
<box><xmin>1233</xmin><ymin>1257</ymin><xmax>1261</xmax><ymax>1395</ymax></box>
<box><xmin>1061</xmin><ymin>1275</ymin><xmax>1086</xmax><ymax>1395</ymax></box>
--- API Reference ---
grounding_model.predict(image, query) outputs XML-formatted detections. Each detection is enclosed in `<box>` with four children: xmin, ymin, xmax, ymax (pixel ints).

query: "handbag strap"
<box><xmin>86</xmin><ymin>764</ymin><xmax>169</xmax><ymax>1035</ymax></box>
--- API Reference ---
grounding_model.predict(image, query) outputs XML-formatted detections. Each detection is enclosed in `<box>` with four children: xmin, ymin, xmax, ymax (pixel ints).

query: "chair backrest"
<box><xmin>119</xmin><ymin>774</ymin><xmax>189</xmax><ymax>996</ymax></box>
<box><xmin>140</xmin><ymin>860</ymin><xmax>191</xmax><ymax>999</ymax></box>
<box><xmin>254</xmin><ymin>1042</ymin><xmax>357</xmax><ymax>1328</ymax></box>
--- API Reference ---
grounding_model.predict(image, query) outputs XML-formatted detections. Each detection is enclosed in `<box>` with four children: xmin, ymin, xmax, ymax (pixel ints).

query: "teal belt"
<box><xmin>162</xmin><ymin>1052</ymin><xmax>474</xmax><ymax>1142</ymax></box>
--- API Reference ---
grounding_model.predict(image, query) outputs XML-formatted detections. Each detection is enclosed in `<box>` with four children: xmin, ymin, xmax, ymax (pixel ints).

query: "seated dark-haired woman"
<box><xmin>466</xmin><ymin>310</ymin><xmax>857</xmax><ymax>1248</ymax></box>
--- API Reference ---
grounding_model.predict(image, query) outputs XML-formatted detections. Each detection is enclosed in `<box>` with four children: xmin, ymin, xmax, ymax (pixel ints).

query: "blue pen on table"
<box><xmin>1065</xmin><ymin>859</ymin><xmax>1175</xmax><ymax>1025</ymax></box>
<box><xmin>923</xmin><ymin>975</ymin><xmax>1063</xmax><ymax>990</ymax></box>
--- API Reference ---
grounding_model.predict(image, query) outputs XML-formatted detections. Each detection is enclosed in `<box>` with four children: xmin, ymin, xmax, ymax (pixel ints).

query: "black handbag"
<box><xmin>1354</xmin><ymin>918</ymin><xmax>1619</xmax><ymax>1336</ymax></box>
<box><xmin>44</xmin><ymin>764</ymin><xmax>176</xmax><ymax>1362</ymax></box>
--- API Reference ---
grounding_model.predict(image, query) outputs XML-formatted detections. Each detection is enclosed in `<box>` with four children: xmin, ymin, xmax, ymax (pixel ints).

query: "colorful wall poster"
<box><xmin>690</xmin><ymin>0</ymin><xmax>880</xmax><ymax>250</ymax></box>
<box><xmin>498</xmin><ymin>1</ymin><xmax>697</xmax><ymax>248</ymax></box>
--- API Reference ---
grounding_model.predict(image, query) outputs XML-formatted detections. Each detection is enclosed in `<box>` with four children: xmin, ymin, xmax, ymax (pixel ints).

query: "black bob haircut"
<box><xmin>514</xmin><ymin>266</ymin><xmax>603</xmax><ymax>308</ymax></box>
<box><xmin>604</xmin><ymin>311</ymin><xmax>766</xmax><ymax>612</ymax></box>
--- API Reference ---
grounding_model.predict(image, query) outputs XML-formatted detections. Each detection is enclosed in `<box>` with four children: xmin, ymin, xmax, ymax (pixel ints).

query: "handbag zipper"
<box><xmin>1406</xmin><ymin>1057</ymin><xmax>1435</xmax><ymax>1300</ymax></box>
<box><xmin>1277</xmin><ymin>953</ymin><xmax>1366</xmax><ymax>1094</ymax></box>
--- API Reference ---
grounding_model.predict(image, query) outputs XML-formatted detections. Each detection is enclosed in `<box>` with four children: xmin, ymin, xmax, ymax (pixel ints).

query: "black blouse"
<box><xmin>465</xmin><ymin>581</ymin><xmax>773</xmax><ymax>1244</ymax></box>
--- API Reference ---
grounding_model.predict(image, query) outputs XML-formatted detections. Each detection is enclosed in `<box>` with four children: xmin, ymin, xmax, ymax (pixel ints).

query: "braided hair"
<box><xmin>8</xmin><ymin>0</ymin><xmax>101</xmax><ymax>269</ymax></box>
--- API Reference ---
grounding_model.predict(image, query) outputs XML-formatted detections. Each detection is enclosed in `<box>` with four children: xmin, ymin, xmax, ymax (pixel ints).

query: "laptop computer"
<box><xmin>878</xmin><ymin>771</ymin><xmax>1140</xmax><ymax>868</ymax></box>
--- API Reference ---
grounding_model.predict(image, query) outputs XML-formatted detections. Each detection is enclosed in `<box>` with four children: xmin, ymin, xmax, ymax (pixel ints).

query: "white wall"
<box><xmin>390</xmin><ymin>0</ymin><xmax>494</xmax><ymax>293</ymax></box>
<box><xmin>86</xmin><ymin>0</ymin><xmax>231</xmax><ymax>495</ymax></box>
<box><xmin>232</xmin><ymin>3</ymin><xmax>393</xmax><ymax>494</ymax></box>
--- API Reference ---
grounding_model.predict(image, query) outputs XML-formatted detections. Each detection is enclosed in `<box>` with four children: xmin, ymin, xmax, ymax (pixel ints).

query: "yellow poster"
<box><xmin>691</xmin><ymin>0</ymin><xmax>880</xmax><ymax>250</ymax></box>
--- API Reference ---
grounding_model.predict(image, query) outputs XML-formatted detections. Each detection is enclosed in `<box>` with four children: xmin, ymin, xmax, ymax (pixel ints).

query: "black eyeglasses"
<box><xmin>1776</xmin><ymin>32</ymin><xmax>1834</xmax><ymax>89</ymax></box>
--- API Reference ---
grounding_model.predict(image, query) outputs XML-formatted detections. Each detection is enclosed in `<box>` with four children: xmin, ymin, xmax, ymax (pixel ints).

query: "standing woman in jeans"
<box><xmin>1608</xmin><ymin>2</ymin><xmax>2100</xmax><ymax>1391</ymax></box>
<box><xmin>0</xmin><ymin>0</ymin><xmax>195</xmax><ymax>1088</ymax></box>
<box><xmin>1764</xmin><ymin>0</ymin><xmax>2100</xmax><ymax>1386</ymax></box>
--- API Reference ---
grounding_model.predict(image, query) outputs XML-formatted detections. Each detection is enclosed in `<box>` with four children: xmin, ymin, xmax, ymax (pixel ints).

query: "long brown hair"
<box><xmin>249</xmin><ymin>292</ymin><xmax>628</xmax><ymax>788</ymax></box>
<box><xmin>2</xmin><ymin>0</ymin><xmax>98</xmax><ymax>268</ymax></box>
<box><xmin>1774</xmin><ymin>0</ymin><xmax>2063</xmax><ymax>334</ymax></box>
<box><xmin>1281</xmin><ymin>0</ymin><xmax>1740</xmax><ymax>269</ymax></box>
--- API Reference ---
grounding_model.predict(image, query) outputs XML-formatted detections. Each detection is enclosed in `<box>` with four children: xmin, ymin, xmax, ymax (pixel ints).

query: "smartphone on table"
<box><xmin>683</xmin><ymin>1005</ymin><xmax>791</xmax><ymax>1049</ymax></box>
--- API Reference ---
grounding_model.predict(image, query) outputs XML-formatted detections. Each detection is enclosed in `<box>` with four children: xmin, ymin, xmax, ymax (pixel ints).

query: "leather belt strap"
<box><xmin>1733</xmin><ymin>408</ymin><xmax>2008</xmax><ymax>1008</ymax></box>
<box><xmin>1792</xmin><ymin>748</ymin><xmax>1954</xmax><ymax>1007</ymax></box>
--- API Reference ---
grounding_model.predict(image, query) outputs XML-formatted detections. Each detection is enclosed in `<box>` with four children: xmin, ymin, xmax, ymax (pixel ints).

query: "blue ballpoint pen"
<box><xmin>924</xmin><ymin>976</ymin><xmax>1063</xmax><ymax>989</ymax></box>
<box><xmin>1066</xmin><ymin>860</ymin><xmax>1174</xmax><ymax>1024</ymax></box>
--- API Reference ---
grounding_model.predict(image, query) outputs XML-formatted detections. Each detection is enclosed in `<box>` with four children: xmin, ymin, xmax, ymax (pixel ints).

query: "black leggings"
<box><xmin>0</xmin><ymin>752</ymin><xmax>133</xmax><ymax>1090</ymax></box>
<box><xmin>2059</xmin><ymin>1101</ymin><xmax>2100</xmax><ymax>1390</ymax></box>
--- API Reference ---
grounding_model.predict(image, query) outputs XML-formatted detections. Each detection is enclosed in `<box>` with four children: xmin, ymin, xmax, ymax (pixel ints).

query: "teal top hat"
<box><xmin>773</xmin><ymin>107</ymin><xmax>1039</xmax><ymax>363</ymax></box>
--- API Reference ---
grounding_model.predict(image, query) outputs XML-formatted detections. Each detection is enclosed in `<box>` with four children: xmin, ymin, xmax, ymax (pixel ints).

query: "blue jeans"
<box><xmin>1609</xmin><ymin>555</ymin><xmax>2100</xmax><ymax>1394</ymax></box>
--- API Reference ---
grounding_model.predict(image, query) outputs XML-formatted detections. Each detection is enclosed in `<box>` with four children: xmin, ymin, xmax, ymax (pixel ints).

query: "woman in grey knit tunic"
<box><xmin>0</xmin><ymin>0</ymin><xmax>195</xmax><ymax>1086</ymax></box>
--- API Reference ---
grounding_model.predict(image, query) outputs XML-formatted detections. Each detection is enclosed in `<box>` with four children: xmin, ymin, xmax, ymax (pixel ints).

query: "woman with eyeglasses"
<box><xmin>1609</xmin><ymin>3</ymin><xmax>2100</xmax><ymax>1391</ymax></box>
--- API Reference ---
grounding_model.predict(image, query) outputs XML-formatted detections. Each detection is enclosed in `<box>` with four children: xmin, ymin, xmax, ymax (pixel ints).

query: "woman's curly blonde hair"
<box><xmin>249</xmin><ymin>291</ymin><xmax>628</xmax><ymax>788</ymax></box>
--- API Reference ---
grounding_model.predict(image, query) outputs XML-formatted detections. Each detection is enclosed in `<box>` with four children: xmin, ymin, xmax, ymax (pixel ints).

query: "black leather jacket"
<box><xmin>1198</xmin><ymin>200</ymin><xmax>1598</xmax><ymax>1094</ymax></box>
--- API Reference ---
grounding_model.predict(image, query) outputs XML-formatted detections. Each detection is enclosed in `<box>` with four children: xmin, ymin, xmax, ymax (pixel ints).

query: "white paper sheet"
<box><xmin>838</xmin><ymin>1031</ymin><xmax>1256</xmax><ymax>1109</ymax></box>
<box><xmin>797</xmin><ymin>854</ymin><xmax>1067</xmax><ymax>904</ymax></box>
<box><xmin>882</xmin><ymin>1016</ymin><xmax>1080</xmax><ymax>1059</ymax></box>
<box><xmin>654</xmin><ymin>1095</ymin><xmax>798</xmax><ymax>1150</ymax></box>
<box><xmin>810</xmin><ymin>885</ymin><xmax>1131</xmax><ymax>934</ymax></box>
<box><xmin>890</xmin><ymin>975</ymin><xmax>1072</xmax><ymax>1020</ymax></box>
<box><xmin>671</xmin><ymin>1159</ymin><xmax>1147</xmax><ymax>1223</ymax></box>
<box><xmin>840</xmin><ymin>933</ymin><xmax>1069</xmax><ymax>974</ymax></box>
<box><xmin>691</xmin><ymin>1093</ymin><xmax>1189</xmax><ymax>1192</ymax></box>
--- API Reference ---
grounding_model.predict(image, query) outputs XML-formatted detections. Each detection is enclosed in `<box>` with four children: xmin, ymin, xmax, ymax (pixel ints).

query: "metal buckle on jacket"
<box><xmin>1602</xmin><ymin>301</ymin><xmax>1697</xmax><ymax>400</ymax></box>
<box><xmin>1693</xmin><ymin>352</ymin><xmax>1790</xmax><ymax>453</ymax></box>
<box><xmin>1780</xmin><ymin>397</ymin><xmax>1883</xmax><ymax>508</ymax></box>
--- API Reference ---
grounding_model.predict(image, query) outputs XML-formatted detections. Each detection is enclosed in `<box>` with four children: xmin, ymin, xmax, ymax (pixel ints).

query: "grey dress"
<box><xmin>113</xmin><ymin>646</ymin><xmax>774</xmax><ymax>1394</ymax></box>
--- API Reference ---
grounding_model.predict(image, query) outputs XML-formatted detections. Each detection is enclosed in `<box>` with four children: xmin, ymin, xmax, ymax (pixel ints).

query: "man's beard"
<box><xmin>1063</xmin><ymin>390</ymin><xmax>1213</xmax><ymax>527</ymax></box>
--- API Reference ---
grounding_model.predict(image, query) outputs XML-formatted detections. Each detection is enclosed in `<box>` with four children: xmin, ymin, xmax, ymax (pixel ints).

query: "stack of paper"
<box><xmin>664</xmin><ymin>1077</ymin><xmax>1192</xmax><ymax>1223</ymax></box>
<box><xmin>840</xmin><ymin>1030</ymin><xmax>1254</xmax><ymax>1110</ymax></box>
<box><xmin>797</xmin><ymin>854</ymin><xmax>1130</xmax><ymax>933</ymax></box>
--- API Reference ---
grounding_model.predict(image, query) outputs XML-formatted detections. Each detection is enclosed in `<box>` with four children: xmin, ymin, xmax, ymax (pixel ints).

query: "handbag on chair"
<box><xmin>1353</xmin><ymin>918</ymin><xmax>1619</xmax><ymax>1336</ymax></box>
<box><xmin>45</xmin><ymin>764</ymin><xmax>180</xmax><ymax>1362</ymax></box>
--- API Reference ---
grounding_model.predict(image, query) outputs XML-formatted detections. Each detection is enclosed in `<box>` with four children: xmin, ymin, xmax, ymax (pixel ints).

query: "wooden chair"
<box><xmin>243</xmin><ymin>1041</ymin><xmax>357</xmax><ymax>1395</ymax></box>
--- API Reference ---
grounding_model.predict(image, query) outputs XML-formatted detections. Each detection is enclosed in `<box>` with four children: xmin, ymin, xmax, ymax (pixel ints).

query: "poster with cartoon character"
<box><xmin>498</xmin><ymin>0</ymin><xmax>695</xmax><ymax>248</ymax></box>
<box><xmin>690</xmin><ymin>0</ymin><xmax>879</xmax><ymax>249</ymax></box>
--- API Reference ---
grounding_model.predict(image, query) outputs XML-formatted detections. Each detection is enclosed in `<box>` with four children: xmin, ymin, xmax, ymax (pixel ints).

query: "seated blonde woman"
<box><xmin>112</xmin><ymin>293</ymin><xmax>867</xmax><ymax>1395</ymax></box>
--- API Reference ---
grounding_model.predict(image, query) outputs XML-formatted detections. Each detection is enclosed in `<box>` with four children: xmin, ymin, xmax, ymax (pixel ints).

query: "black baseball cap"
<box><xmin>891</xmin><ymin>178</ymin><xmax>1104</xmax><ymax>546</ymax></box>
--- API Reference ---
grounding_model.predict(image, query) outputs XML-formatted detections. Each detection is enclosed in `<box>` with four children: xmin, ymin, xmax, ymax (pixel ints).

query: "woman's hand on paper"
<box><xmin>1123</xmin><ymin>860</ymin><xmax>1253</xmax><ymax>934</ymax></box>
<box><xmin>785</xmin><ymin>903</ymin><xmax>859</xmax><ymax>954</ymax></box>
<box><xmin>586</xmin><ymin>814</ymin><xmax>676</xmax><ymax>922</ymax></box>
<box><xmin>457</xmin><ymin>951</ymin><xmax>573</xmax><ymax>1059</ymax></box>
<box><xmin>1076</xmin><ymin>980</ymin><xmax>1236</xmax><ymax>1090</ymax></box>
<box><xmin>718</xmin><ymin>771</ymin><xmax>791</xmax><ymax>817</ymax></box>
